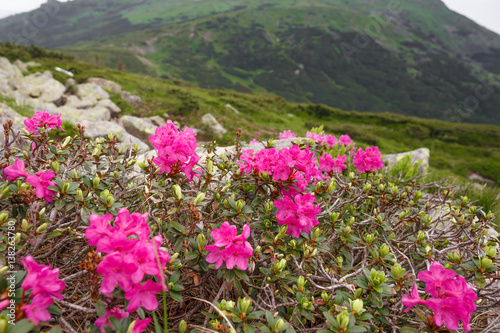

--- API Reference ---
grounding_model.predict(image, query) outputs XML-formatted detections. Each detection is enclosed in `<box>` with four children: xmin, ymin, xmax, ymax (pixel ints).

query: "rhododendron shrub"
<box><xmin>1</xmin><ymin>113</ymin><xmax>499</xmax><ymax>333</ymax></box>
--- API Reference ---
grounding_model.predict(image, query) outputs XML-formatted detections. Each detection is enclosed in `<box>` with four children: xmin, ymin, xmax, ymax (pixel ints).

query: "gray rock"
<box><xmin>96</xmin><ymin>99</ymin><xmax>121</xmax><ymax>116</ymax></box>
<box><xmin>65</xmin><ymin>95</ymin><xmax>95</xmax><ymax>109</ymax></box>
<box><xmin>0</xmin><ymin>78</ymin><xmax>12</xmax><ymax>95</ymax></box>
<box><xmin>13</xmin><ymin>60</ymin><xmax>29</xmax><ymax>73</ymax></box>
<box><xmin>76</xmin><ymin>83</ymin><xmax>110</xmax><ymax>106</ymax></box>
<box><xmin>384</xmin><ymin>148</ymin><xmax>430</xmax><ymax>174</ymax></box>
<box><xmin>121</xmin><ymin>90</ymin><xmax>142</xmax><ymax>105</ymax></box>
<box><xmin>201</xmin><ymin>113</ymin><xmax>227</xmax><ymax>138</ymax></box>
<box><xmin>55</xmin><ymin>105</ymin><xmax>110</xmax><ymax>123</ymax></box>
<box><xmin>468</xmin><ymin>172</ymin><xmax>495</xmax><ymax>185</ymax></box>
<box><xmin>148</xmin><ymin>115</ymin><xmax>166</xmax><ymax>127</ymax></box>
<box><xmin>87</xmin><ymin>77</ymin><xmax>122</xmax><ymax>93</ymax></box>
<box><xmin>120</xmin><ymin>115</ymin><xmax>158</xmax><ymax>143</ymax></box>
<box><xmin>65</xmin><ymin>78</ymin><xmax>77</xmax><ymax>89</ymax></box>
<box><xmin>0</xmin><ymin>57</ymin><xmax>24</xmax><ymax>87</ymax></box>
<box><xmin>79</xmin><ymin>120</ymin><xmax>126</xmax><ymax>141</ymax></box>
<box><xmin>16</xmin><ymin>71</ymin><xmax>66</xmax><ymax>103</ymax></box>
<box><xmin>118</xmin><ymin>133</ymin><xmax>150</xmax><ymax>153</ymax></box>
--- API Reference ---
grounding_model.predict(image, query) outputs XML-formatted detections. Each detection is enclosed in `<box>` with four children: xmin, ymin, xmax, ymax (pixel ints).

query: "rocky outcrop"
<box><xmin>121</xmin><ymin>91</ymin><xmax>142</xmax><ymax>105</ymax></box>
<box><xmin>87</xmin><ymin>77</ymin><xmax>122</xmax><ymax>94</ymax></box>
<box><xmin>16</xmin><ymin>71</ymin><xmax>66</xmax><ymax>103</ymax></box>
<box><xmin>96</xmin><ymin>99</ymin><xmax>121</xmax><ymax>116</ymax></box>
<box><xmin>120</xmin><ymin>115</ymin><xmax>165</xmax><ymax>143</ymax></box>
<box><xmin>56</xmin><ymin>106</ymin><xmax>111</xmax><ymax>123</ymax></box>
<box><xmin>76</xmin><ymin>83</ymin><xmax>110</xmax><ymax>106</ymax></box>
<box><xmin>201</xmin><ymin>113</ymin><xmax>227</xmax><ymax>138</ymax></box>
<box><xmin>384</xmin><ymin>148</ymin><xmax>430</xmax><ymax>173</ymax></box>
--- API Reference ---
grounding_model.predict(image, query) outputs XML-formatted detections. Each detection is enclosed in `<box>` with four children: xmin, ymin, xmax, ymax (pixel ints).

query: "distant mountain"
<box><xmin>1</xmin><ymin>0</ymin><xmax>500</xmax><ymax>124</ymax></box>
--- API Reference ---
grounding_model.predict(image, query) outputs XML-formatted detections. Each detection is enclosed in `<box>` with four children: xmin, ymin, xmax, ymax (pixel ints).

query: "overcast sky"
<box><xmin>0</xmin><ymin>0</ymin><xmax>500</xmax><ymax>35</ymax></box>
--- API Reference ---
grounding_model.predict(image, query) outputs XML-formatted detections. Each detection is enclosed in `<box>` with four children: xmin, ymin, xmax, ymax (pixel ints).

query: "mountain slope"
<box><xmin>2</xmin><ymin>0</ymin><xmax>500</xmax><ymax>124</ymax></box>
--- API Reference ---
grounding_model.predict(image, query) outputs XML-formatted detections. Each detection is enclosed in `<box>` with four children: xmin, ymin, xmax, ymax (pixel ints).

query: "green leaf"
<box><xmin>234</xmin><ymin>269</ymin><xmax>250</xmax><ymax>282</ymax></box>
<box><xmin>48</xmin><ymin>326</ymin><xmax>64</xmax><ymax>333</ymax></box>
<box><xmin>169</xmin><ymin>290</ymin><xmax>183</xmax><ymax>303</ymax></box>
<box><xmin>152</xmin><ymin>313</ymin><xmax>163</xmax><ymax>333</ymax></box>
<box><xmin>400</xmin><ymin>327</ymin><xmax>419</xmax><ymax>333</ymax></box>
<box><xmin>96</xmin><ymin>300</ymin><xmax>106</xmax><ymax>317</ymax></box>
<box><xmin>48</xmin><ymin>303</ymin><xmax>63</xmax><ymax>316</ymax></box>
<box><xmin>233</xmin><ymin>275</ymin><xmax>244</xmax><ymax>295</ymax></box>
<box><xmin>243</xmin><ymin>324</ymin><xmax>255</xmax><ymax>333</ymax></box>
<box><xmin>169</xmin><ymin>221</ymin><xmax>185</xmax><ymax>233</ymax></box>
<box><xmin>7</xmin><ymin>319</ymin><xmax>34</xmax><ymax>333</ymax></box>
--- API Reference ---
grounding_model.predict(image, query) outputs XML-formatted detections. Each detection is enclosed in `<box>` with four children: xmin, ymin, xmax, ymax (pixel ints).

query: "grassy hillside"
<box><xmin>2</xmin><ymin>0</ymin><xmax>500</xmax><ymax>124</ymax></box>
<box><xmin>1</xmin><ymin>43</ymin><xmax>499</xmax><ymax>185</ymax></box>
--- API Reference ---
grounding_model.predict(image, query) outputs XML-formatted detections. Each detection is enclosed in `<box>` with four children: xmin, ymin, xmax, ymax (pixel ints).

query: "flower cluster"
<box><xmin>85</xmin><ymin>207</ymin><xmax>170</xmax><ymax>331</ymax></box>
<box><xmin>353</xmin><ymin>146</ymin><xmax>384</xmax><ymax>173</ymax></box>
<box><xmin>206</xmin><ymin>222</ymin><xmax>253</xmax><ymax>270</ymax></box>
<box><xmin>149</xmin><ymin>120</ymin><xmax>200</xmax><ymax>181</ymax></box>
<box><xmin>18</xmin><ymin>256</ymin><xmax>66</xmax><ymax>325</ymax></box>
<box><xmin>319</xmin><ymin>154</ymin><xmax>347</xmax><ymax>175</ymax></box>
<box><xmin>238</xmin><ymin>145</ymin><xmax>321</xmax><ymax>192</ymax></box>
<box><xmin>306</xmin><ymin>132</ymin><xmax>337</xmax><ymax>148</ymax></box>
<box><xmin>95</xmin><ymin>307</ymin><xmax>151</xmax><ymax>333</ymax></box>
<box><xmin>274</xmin><ymin>193</ymin><xmax>321</xmax><ymax>238</ymax></box>
<box><xmin>2</xmin><ymin>158</ymin><xmax>57</xmax><ymax>202</ymax></box>
<box><xmin>24</xmin><ymin>110</ymin><xmax>64</xmax><ymax>135</ymax></box>
<box><xmin>279</xmin><ymin>130</ymin><xmax>296</xmax><ymax>139</ymax></box>
<box><xmin>402</xmin><ymin>261</ymin><xmax>477</xmax><ymax>332</ymax></box>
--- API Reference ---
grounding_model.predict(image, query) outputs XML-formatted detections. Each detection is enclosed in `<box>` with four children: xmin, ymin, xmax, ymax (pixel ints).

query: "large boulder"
<box><xmin>120</xmin><ymin>115</ymin><xmax>159</xmax><ymax>143</ymax></box>
<box><xmin>96</xmin><ymin>99</ymin><xmax>121</xmax><ymax>116</ymax></box>
<box><xmin>16</xmin><ymin>71</ymin><xmax>66</xmax><ymax>103</ymax></box>
<box><xmin>0</xmin><ymin>57</ymin><xmax>23</xmax><ymax>88</ymax></box>
<box><xmin>121</xmin><ymin>91</ymin><xmax>142</xmax><ymax>105</ymax></box>
<box><xmin>384</xmin><ymin>148</ymin><xmax>430</xmax><ymax>173</ymax></box>
<box><xmin>55</xmin><ymin>105</ymin><xmax>110</xmax><ymax>123</ymax></box>
<box><xmin>65</xmin><ymin>95</ymin><xmax>95</xmax><ymax>109</ymax></box>
<box><xmin>87</xmin><ymin>78</ymin><xmax>122</xmax><ymax>93</ymax></box>
<box><xmin>76</xmin><ymin>83</ymin><xmax>110</xmax><ymax>106</ymax></box>
<box><xmin>201</xmin><ymin>113</ymin><xmax>227</xmax><ymax>138</ymax></box>
<box><xmin>118</xmin><ymin>133</ymin><xmax>150</xmax><ymax>153</ymax></box>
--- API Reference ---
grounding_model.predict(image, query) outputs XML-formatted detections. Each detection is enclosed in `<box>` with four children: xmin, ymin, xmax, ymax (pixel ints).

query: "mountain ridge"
<box><xmin>1</xmin><ymin>0</ymin><xmax>500</xmax><ymax>124</ymax></box>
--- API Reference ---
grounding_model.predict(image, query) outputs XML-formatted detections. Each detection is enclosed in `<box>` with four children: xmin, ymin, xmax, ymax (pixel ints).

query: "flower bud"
<box><xmin>0</xmin><ymin>185</ymin><xmax>10</xmax><ymax>199</ymax></box>
<box><xmin>391</xmin><ymin>263</ymin><xmax>406</xmax><ymax>280</ymax></box>
<box><xmin>379</xmin><ymin>244</ymin><xmax>390</xmax><ymax>258</ymax></box>
<box><xmin>76</xmin><ymin>188</ymin><xmax>84</xmax><ymax>202</ymax></box>
<box><xmin>343</xmin><ymin>226</ymin><xmax>351</xmax><ymax>235</ymax></box>
<box><xmin>336</xmin><ymin>310</ymin><xmax>349</xmax><ymax>329</ymax></box>
<box><xmin>329</xmin><ymin>212</ymin><xmax>340</xmax><ymax>224</ymax></box>
<box><xmin>279</xmin><ymin>225</ymin><xmax>288</xmax><ymax>236</ymax></box>
<box><xmin>336</xmin><ymin>256</ymin><xmax>344</xmax><ymax>266</ymax></box>
<box><xmin>265</xmin><ymin>201</ymin><xmax>273</xmax><ymax>213</ymax></box>
<box><xmin>71</xmin><ymin>169</ymin><xmax>78</xmax><ymax>179</ymax></box>
<box><xmin>370</xmin><ymin>268</ymin><xmax>386</xmax><ymax>286</ymax></box>
<box><xmin>194</xmin><ymin>192</ymin><xmax>206</xmax><ymax>205</ymax></box>
<box><xmin>274</xmin><ymin>259</ymin><xmax>287</xmax><ymax>272</ymax></box>
<box><xmin>363</xmin><ymin>182</ymin><xmax>372</xmax><ymax>192</ymax></box>
<box><xmin>61</xmin><ymin>136</ymin><xmax>72</xmax><ymax>148</ymax></box>
<box><xmin>0</xmin><ymin>266</ymin><xmax>8</xmax><ymax>274</ymax></box>
<box><xmin>127</xmin><ymin>159</ymin><xmax>137</xmax><ymax>167</ymax></box>
<box><xmin>350</xmin><ymin>299</ymin><xmax>365</xmax><ymax>314</ymax></box>
<box><xmin>60</xmin><ymin>181</ymin><xmax>70</xmax><ymax>194</ymax></box>
<box><xmin>348</xmin><ymin>171</ymin><xmax>355</xmax><ymax>179</ymax></box>
<box><xmin>106</xmin><ymin>194</ymin><xmax>114</xmax><ymax>207</ymax></box>
<box><xmin>321</xmin><ymin>291</ymin><xmax>330</xmax><ymax>302</ymax></box>
<box><xmin>327</xmin><ymin>178</ymin><xmax>336</xmax><ymax>192</ymax></box>
<box><xmin>173</xmin><ymin>185</ymin><xmax>182</xmax><ymax>200</ymax></box>
<box><xmin>92</xmin><ymin>176</ymin><xmax>100</xmax><ymax>188</ymax></box>
<box><xmin>138</xmin><ymin>160</ymin><xmax>147</xmax><ymax>171</ymax></box>
<box><xmin>235</xmin><ymin>199</ymin><xmax>245</xmax><ymax>212</ymax></box>
<box><xmin>238</xmin><ymin>297</ymin><xmax>252</xmax><ymax>314</ymax></box>
<box><xmin>354</xmin><ymin>288</ymin><xmax>363</xmax><ymax>299</ymax></box>
<box><xmin>36</xmin><ymin>223</ymin><xmax>48</xmax><ymax>233</ymax></box>
<box><xmin>346</xmin><ymin>216</ymin><xmax>355</xmax><ymax>226</ymax></box>
<box><xmin>264</xmin><ymin>219</ymin><xmax>272</xmax><ymax>228</ymax></box>
<box><xmin>275</xmin><ymin>318</ymin><xmax>285</xmax><ymax>332</ymax></box>
<box><xmin>15</xmin><ymin>232</ymin><xmax>21</xmax><ymax>242</ymax></box>
<box><xmin>297</xmin><ymin>276</ymin><xmax>306</xmax><ymax>292</ymax></box>
<box><xmin>223</xmin><ymin>198</ymin><xmax>230</xmax><ymax>208</ymax></box>
<box><xmin>365</xmin><ymin>233</ymin><xmax>374</xmax><ymax>245</ymax></box>
<box><xmin>206</xmin><ymin>160</ymin><xmax>213</xmax><ymax>173</ymax></box>
<box><xmin>178</xmin><ymin>320</ymin><xmax>187</xmax><ymax>333</ymax></box>
<box><xmin>260</xmin><ymin>171</ymin><xmax>270</xmax><ymax>180</ymax></box>
<box><xmin>315</xmin><ymin>181</ymin><xmax>323</xmax><ymax>192</ymax></box>
<box><xmin>378</xmin><ymin>184</ymin><xmax>385</xmax><ymax>191</ymax></box>
<box><xmin>197</xmin><ymin>233</ymin><xmax>206</xmax><ymax>252</ymax></box>
<box><xmin>0</xmin><ymin>211</ymin><xmax>8</xmax><ymax>224</ymax></box>
<box><xmin>22</xmin><ymin>219</ymin><xmax>29</xmax><ymax>231</ymax></box>
<box><xmin>168</xmin><ymin>282</ymin><xmax>174</xmax><ymax>290</ymax></box>
<box><xmin>300</xmin><ymin>298</ymin><xmax>313</xmax><ymax>310</ymax></box>
<box><xmin>312</xmin><ymin>227</ymin><xmax>321</xmax><ymax>240</ymax></box>
<box><xmin>417</xmin><ymin>231</ymin><xmax>426</xmax><ymax>242</ymax></box>
<box><xmin>447</xmin><ymin>251</ymin><xmax>461</xmax><ymax>263</ymax></box>
<box><xmin>0</xmin><ymin>313</ymin><xmax>8</xmax><ymax>333</ymax></box>
<box><xmin>51</xmin><ymin>161</ymin><xmax>60</xmax><ymax>172</ymax></box>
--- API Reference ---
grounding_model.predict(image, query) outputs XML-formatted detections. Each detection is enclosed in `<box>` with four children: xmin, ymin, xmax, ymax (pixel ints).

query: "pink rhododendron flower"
<box><xmin>338</xmin><ymin>134</ymin><xmax>353</xmax><ymax>146</ymax></box>
<box><xmin>279</xmin><ymin>130</ymin><xmax>296</xmax><ymax>139</ymax></box>
<box><xmin>24</xmin><ymin>110</ymin><xmax>64</xmax><ymax>135</ymax></box>
<box><xmin>97</xmin><ymin>252</ymin><xmax>137</xmax><ymax>293</ymax></box>
<box><xmin>20</xmin><ymin>256</ymin><xmax>65</xmax><ymax>325</ymax></box>
<box><xmin>306</xmin><ymin>132</ymin><xmax>337</xmax><ymax>148</ymax></box>
<box><xmin>130</xmin><ymin>318</ymin><xmax>152</xmax><ymax>333</ymax></box>
<box><xmin>125</xmin><ymin>280</ymin><xmax>164</xmax><ymax>312</ymax></box>
<box><xmin>319</xmin><ymin>154</ymin><xmax>346</xmax><ymax>174</ymax></box>
<box><xmin>249</xmin><ymin>139</ymin><xmax>259</xmax><ymax>144</ymax></box>
<box><xmin>0</xmin><ymin>300</ymin><xmax>8</xmax><ymax>311</ymax></box>
<box><xmin>26</xmin><ymin>170</ymin><xmax>57</xmax><ymax>202</ymax></box>
<box><xmin>353</xmin><ymin>146</ymin><xmax>383</xmax><ymax>173</ymax></box>
<box><xmin>149</xmin><ymin>120</ymin><xmax>201</xmax><ymax>181</ymax></box>
<box><xmin>21</xmin><ymin>294</ymin><xmax>53</xmax><ymax>326</ymax></box>
<box><xmin>274</xmin><ymin>193</ymin><xmax>321</xmax><ymax>238</ymax></box>
<box><xmin>3</xmin><ymin>158</ymin><xmax>28</xmax><ymax>181</ymax></box>
<box><xmin>206</xmin><ymin>222</ymin><xmax>253</xmax><ymax>270</ymax></box>
<box><xmin>94</xmin><ymin>306</ymin><xmax>129</xmax><ymax>333</ymax></box>
<box><xmin>402</xmin><ymin>261</ymin><xmax>477</xmax><ymax>332</ymax></box>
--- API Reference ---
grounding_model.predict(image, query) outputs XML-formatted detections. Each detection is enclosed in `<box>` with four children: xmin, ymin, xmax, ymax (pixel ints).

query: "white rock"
<box><xmin>96</xmin><ymin>99</ymin><xmax>121</xmax><ymax>115</ymax></box>
<box><xmin>121</xmin><ymin>90</ymin><xmax>142</xmax><ymax>105</ymax></box>
<box><xmin>87</xmin><ymin>77</ymin><xmax>122</xmax><ymax>94</ymax></box>
<box><xmin>76</xmin><ymin>83</ymin><xmax>110</xmax><ymax>105</ymax></box>
<box><xmin>16</xmin><ymin>71</ymin><xmax>66</xmax><ymax>103</ymax></box>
